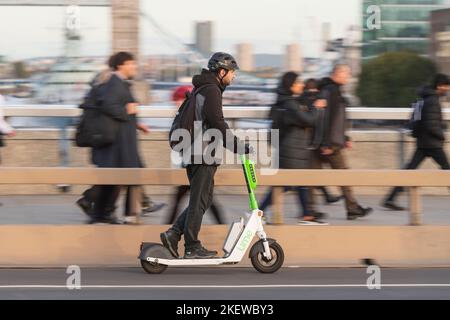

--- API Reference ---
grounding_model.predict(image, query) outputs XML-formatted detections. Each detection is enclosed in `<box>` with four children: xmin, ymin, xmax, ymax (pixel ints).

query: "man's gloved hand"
<box><xmin>244</xmin><ymin>143</ymin><xmax>255</xmax><ymax>155</ymax></box>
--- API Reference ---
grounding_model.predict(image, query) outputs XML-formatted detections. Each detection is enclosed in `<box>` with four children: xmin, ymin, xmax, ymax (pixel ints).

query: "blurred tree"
<box><xmin>356</xmin><ymin>52</ymin><xmax>436</xmax><ymax>108</ymax></box>
<box><xmin>13</xmin><ymin>61</ymin><xmax>30</xmax><ymax>79</ymax></box>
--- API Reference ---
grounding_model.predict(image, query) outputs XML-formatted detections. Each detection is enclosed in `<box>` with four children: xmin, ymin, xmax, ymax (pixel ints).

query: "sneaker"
<box><xmin>88</xmin><ymin>214</ymin><xmax>123</xmax><ymax>225</ymax></box>
<box><xmin>87</xmin><ymin>219</ymin><xmax>108</xmax><ymax>225</ymax></box>
<box><xmin>184</xmin><ymin>246</ymin><xmax>218</xmax><ymax>259</ymax></box>
<box><xmin>160</xmin><ymin>230</ymin><xmax>181</xmax><ymax>258</ymax></box>
<box><xmin>382</xmin><ymin>200</ymin><xmax>405</xmax><ymax>211</ymax></box>
<box><xmin>311</xmin><ymin>211</ymin><xmax>327</xmax><ymax>220</ymax></box>
<box><xmin>142</xmin><ymin>201</ymin><xmax>166</xmax><ymax>215</ymax></box>
<box><xmin>347</xmin><ymin>206</ymin><xmax>373</xmax><ymax>220</ymax></box>
<box><xmin>124</xmin><ymin>216</ymin><xmax>138</xmax><ymax>225</ymax></box>
<box><xmin>298</xmin><ymin>219</ymin><xmax>329</xmax><ymax>226</ymax></box>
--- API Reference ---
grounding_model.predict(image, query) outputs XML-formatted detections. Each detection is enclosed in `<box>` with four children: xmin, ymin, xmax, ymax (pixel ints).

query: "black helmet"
<box><xmin>207</xmin><ymin>52</ymin><xmax>240</xmax><ymax>72</ymax></box>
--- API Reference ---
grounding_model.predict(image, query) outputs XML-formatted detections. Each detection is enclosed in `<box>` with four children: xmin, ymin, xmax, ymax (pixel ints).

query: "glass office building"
<box><xmin>362</xmin><ymin>0</ymin><xmax>450</xmax><ymax>59</ymax></box>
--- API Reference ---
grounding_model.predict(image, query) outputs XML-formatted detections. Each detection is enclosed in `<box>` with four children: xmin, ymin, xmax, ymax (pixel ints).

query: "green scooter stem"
<box><xmin>240</xmin><ymin>154</ymin><xmax>259</xmax><ymax>211</ymax></box>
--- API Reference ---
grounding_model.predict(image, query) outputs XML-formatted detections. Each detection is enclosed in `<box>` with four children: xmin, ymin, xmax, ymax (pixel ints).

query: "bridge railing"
<box><xmin>3</xmin><ymin>104</ymin><xmax>450</xmax><ymax>119</ymax></box>
<box><xmin>0</xmin><ymin>167</ymin><xmax>449</xmax><ymax>226</ymax></box>
<box><xmin>3</xmin><ymin>104</ymin><xmax>450</xmax><ymax>168</ymax></box>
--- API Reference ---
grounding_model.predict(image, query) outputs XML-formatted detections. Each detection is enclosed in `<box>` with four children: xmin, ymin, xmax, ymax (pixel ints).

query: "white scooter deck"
<box><xmin>146</xmin><ymin>209</ymin><xmax>271</xmax><ymax>266</ymax></box>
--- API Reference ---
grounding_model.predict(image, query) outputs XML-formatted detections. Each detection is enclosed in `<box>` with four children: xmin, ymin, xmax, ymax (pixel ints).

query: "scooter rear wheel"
<box><xmin>250</xmin><ymin>241</ymin><xmax>284</xmax><ymax>273</ymax></box>
<box><xmin>140</xmin><ymin>260</ymin><xmax>168</xmax><ymax>274</ymax></box>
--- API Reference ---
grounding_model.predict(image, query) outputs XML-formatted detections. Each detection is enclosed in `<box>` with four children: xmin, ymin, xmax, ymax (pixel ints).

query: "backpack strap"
<box><xmin>190</xmin><ymin>83</ymin><xmax>220</xmax><ymax>122</ymax></box>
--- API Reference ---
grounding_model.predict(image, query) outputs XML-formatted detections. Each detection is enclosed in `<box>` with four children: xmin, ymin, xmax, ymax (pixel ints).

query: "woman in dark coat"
<box><xmin>260</xmin><ymin>72</ymin><xmax>327</xmax><ymax>225</ymax></box>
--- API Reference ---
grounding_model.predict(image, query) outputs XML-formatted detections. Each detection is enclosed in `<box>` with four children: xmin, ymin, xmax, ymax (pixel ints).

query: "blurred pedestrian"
<box><xmin>259</xmin><ymin>71</ymin><xmax>328</xmax><ymax>225</ymax></box>
<box><xmin>88</xmin><ymin>52</ymin><xmax>148</xmax><ymax>224</ymax></box>
<box><xmin>0</xmin><ymin>94</ymin><xmax>15</xmax><ymax>207</ymax></box>
<box><xmin>382</xmin><ymin>73</ymin><xmax>450</xmax><ymax>210</ymax></box>
<box><xmin>76</xmin><ymin>54</ymin><xmax>165</xmax><ymax>221</ymax></box>
<box><xmin>312</xmin><ymin>64</ymin><xmax>373</xmax><ymax>220</ymax></box>
<box><xmin>301</xmin><ymin>78</ymin><xmax>342</xmax><ymax>205</ymax></box>
<box><xmin>0</xmin><ymin>94</ymin><xmax>15</xmax><ymax>148</ymax></box>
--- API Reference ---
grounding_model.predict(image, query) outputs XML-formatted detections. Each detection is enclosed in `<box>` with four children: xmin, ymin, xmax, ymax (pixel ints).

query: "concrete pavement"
<box><xmin>0</xmin><ymin>194</ymin><xmax>449</xmax><ymax>225</ymax></box>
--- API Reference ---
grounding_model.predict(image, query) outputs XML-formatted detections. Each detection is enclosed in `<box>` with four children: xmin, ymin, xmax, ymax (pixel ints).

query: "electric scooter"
<box><xmin>138</xmin><ymin>155</ymin><xmax>284</xmax><ymax>274</ymax></box>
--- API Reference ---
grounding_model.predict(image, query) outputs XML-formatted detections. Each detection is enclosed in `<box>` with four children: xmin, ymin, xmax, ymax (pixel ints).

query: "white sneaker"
<box><xmin>124</xmin><ymin>216</ymin><xmax>138</xmax><ymax>225</ymax></box>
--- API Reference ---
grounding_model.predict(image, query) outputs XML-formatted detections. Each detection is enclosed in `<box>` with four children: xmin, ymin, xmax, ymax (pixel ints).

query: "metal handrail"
<box><xmin>3</xmin><ymin>105</ymin><xmax>450</xmax><ymax>120</ymax></box>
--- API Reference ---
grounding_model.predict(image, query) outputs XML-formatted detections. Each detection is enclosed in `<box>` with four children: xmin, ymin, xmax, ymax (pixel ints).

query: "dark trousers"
<box><xmin>167</xmin><ymin>185</ymin><xmax>224</xmax><ymax>225</ymax></box>
<box><xmin>92</xmin><ymin>185</ymin><xmax>137</xmax><ymax>218</ymax></box>
<box><xmin>386</xmin><ymin>148</ymin><xmax>450</xmax><ymax>201</ymax></box>
<box><xmin>93</xmin><ymin>185</ymin><xmax>121</xmax><ymax>218</ymax></box>
<box><xmin>171</xmin><ymin>165</ymin><xmax>217</xmax><ymax>250</ymax></box>
<box><xmin>311</xmin><ymin>149</ymin><xmax>359</xmax><ymax>212</ymax></box>
<box><xmin>259</xmin><ymin>186</ymin><xmax>310</xmax><ymax>217</ymax></box>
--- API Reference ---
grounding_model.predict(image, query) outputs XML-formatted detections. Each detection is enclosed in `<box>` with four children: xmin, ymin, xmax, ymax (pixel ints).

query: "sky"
<box><xmin>0</xmin><ymin>0</ymin><xmax>361</xmax><ymax>60</ymax></box>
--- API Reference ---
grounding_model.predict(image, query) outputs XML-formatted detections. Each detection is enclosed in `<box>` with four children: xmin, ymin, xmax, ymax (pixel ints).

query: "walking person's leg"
<box><xmin>77</xmin><ymin>186</ymin><xmax>100</xmax><ymax>217</ymax></box>
<box><xmin>259</xmin><ymin>186</ymin><xmax>291</xmax><ymax>223</ymax></box>
<box><xmin>428</xmin><ymin>148</ymin><xmax>450</xmax><ymax>192</ymax></box>
<box><xmin>141</xmin><ymin>187</ymin><xmax>166</xmax><ymax>214</ymax></box>
<box><xmin>428</xmin><ymin>148</ymin><xmax>450</xmax><ymax>170</ymax></box>
<box><xmin>209</xmin><ymin>200</ymin><xmax>225</xmax><ymax>224</ymax></box>
<box><xmin>123</xmin><ymin>185</ymin><xmax>142</xmax><ymax>224</ymax></box>
<box><xmin>324</xmin><ymin>149</ymin><xmax>372</xmax><ymax>219</ymax></box>
<box><xmin>318</xmin><ymin>186</ymin><xmax>342</xmax><ymax>204</ymax></box>
<box><xmin>166</xmin><ymin>185</ymin><xmax>190</xmax><ymax>224</ymax></box>
<box><xmin>91</xmin><ymin>185</ymin><xmax>121</xmax><ymax>223</ymax></box>
<box><xmin>308</xmin><ymin>150</ymin><xmax>323</xmax><ymax>212</ymax></box>
<box><xmin>297</xmin><ymin>186</ymin><xmax>328</xmax><ymax>224</ymax></box>
<box><xmin>383</xmin><ymin>148</ymin><xmax>426</xmax><ymax>210</ymax></box>
<box><xmin>259</xmin><ymin>187</ymin><xmax>274</xmax><ymax>212</ymax></box>
<box><xmin>324</xmin><ymin>150</ymin><xmax>357</xmax><ymax>211</ymax></box>
<box><xmin>297</xmin><ymin>186</ymin><xmax>310</xmax><ymax>218</ymax></box>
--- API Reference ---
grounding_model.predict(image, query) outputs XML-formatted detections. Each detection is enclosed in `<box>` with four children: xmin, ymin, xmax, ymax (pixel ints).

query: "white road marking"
<box><xmin>0</xmin><ymin>284</ymin><xmax>450</xmax><ymax>289</ymax></box>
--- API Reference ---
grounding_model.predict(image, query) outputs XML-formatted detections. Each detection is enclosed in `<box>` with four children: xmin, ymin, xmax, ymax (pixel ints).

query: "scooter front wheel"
<box><xmin>250</xmin><ymin>241</ymin><xmax>284</xmax><ymax>273</ymax></box>
<box><xmin>140</xmin><ymin>260</ymin><xmax>168</xmax><ymax>274</ymax></box>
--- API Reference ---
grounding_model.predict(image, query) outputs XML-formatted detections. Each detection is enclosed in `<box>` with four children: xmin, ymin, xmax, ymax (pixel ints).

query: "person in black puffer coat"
<box><xmin>260</xmin><ymin>72</ymin><xmax>328</xmax><ymax>225</ymax></box>
<box><xmin>383</xmin><ymin>73</ymin><xmax>450</xmax><ymax>210</ymax></box>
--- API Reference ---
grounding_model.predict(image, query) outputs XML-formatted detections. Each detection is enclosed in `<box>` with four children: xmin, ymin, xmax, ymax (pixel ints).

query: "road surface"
<box><xmin>0</xmin><ymin>267</ymin><xmax>449</xmax><ymax>300</ymax></box>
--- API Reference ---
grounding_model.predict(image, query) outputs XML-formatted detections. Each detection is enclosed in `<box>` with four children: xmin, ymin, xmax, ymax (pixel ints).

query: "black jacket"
<box><xmin>298</xmin><ymin>90</ymin><xmax>327</xmax><ymax>150</ymax></box>
<box><xmin>299</xmin><ymin>90</ymin><xmax>320</xmax><ymax>111</ymax></box>
<box><xmin>276</xmin><ymin>88</ymin><xmax>320</xmax><ymax>169</ymax></box>
<box><xmin>319</xmin><ymin>77</ymin><xmax>350</xmax><ymax>149</ymax></box>
<box><xmin>190</xmin><ymin>69</ymin><xmax>244</xmax><ymax>165</ymax></box>
<box><xmin>91</xmin><ymin>74</ymin><xmax>142</xmax><ymax>168</ymax></box>
<box><xmin>416</xmin><ymin>86</ymin><xmax>446</xmax><ymax>149</ymax></box>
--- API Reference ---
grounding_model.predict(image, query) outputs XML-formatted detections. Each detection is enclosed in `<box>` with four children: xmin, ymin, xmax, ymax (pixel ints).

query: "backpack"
<box><xmin>169</xmin><ymin>84</ymin><xmax>216</xmax><ymax>150</ymax></box>
<box><xmin>407</xmin><ymin>98</ymin><xmax>424</xmax><ymax>138</ymax></box>
<box><xmin>75</xmin><ymin>84</ymin><xmax>119</xmax><ymax>148</ymax></box>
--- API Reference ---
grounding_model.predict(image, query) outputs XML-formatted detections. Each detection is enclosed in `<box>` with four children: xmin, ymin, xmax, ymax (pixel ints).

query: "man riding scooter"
<box><xmin>160</xmin><ymin>52</ymin><xmax>252</xmax><ymax>259</ymax></box>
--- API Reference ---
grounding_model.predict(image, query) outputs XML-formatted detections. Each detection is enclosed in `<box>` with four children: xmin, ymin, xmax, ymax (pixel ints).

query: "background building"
<box><xmin>283</xmin><ymin>43</ymin><xmax>303</xmax><ymax>72</ymax></box>
<box><xmin>430</xmin><ymin>8</ymin><xmax>450</xmax><ymax>74</ymax></box>
<box><xmin>195</xmin><ymin>21</ymin><xmax>213</xmax><ymax>57</ymax></box>
<box><xmin>362</xmin><ymin>0</ymin><xmax>450</xmax><ymax>60</ymax></box>
<box><xmin>235</xmin><ymin>43</ymin><xmax>254</xmax><ymax>72</ymax></box>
